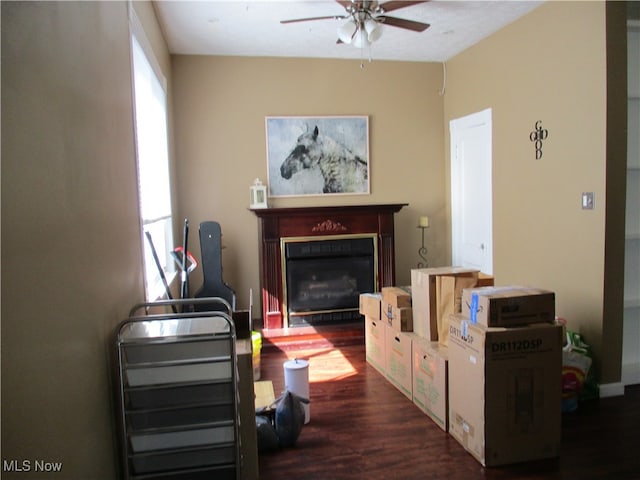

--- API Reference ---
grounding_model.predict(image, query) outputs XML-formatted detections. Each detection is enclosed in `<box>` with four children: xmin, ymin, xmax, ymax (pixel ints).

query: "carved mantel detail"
<box><xmin>250</xmin><ymin>204</ymin><xmax>407</xmax><ymax>329</ymax></box>
<box><xmin>312</xmin><ymin>219</ymin><xmax>348</xmax><ymax>233</ymax></box>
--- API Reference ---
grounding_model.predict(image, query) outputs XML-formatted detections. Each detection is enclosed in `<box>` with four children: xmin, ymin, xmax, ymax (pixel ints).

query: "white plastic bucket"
<box><xmin>283</xmin><ymin>358</ymin><xmax>310</xmax><ymax>424</ymax></box>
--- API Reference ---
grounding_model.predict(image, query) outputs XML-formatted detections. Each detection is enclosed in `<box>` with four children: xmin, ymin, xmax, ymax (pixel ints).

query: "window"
<box><xmin>131</xmin><ymin>28</ymin><xmax>174</xmax><ymax>301</ymax></box>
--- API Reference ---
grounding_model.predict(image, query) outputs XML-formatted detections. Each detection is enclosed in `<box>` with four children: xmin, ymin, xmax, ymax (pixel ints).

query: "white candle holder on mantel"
<box><xmin>250</xmin><ymin>178</ymin><xmax>268</xmax><ymax>209</ymax></box>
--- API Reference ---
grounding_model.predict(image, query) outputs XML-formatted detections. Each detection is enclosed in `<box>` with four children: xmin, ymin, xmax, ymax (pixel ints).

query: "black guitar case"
<box><xmin>194</xmin><ymin>221</ymin><xmax>236</xmax><ymax>312</ymax></box>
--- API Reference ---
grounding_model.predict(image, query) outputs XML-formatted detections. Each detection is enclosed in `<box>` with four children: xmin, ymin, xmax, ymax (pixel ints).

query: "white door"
<box><xmin>450</xmin><ymin>108</ymin><xmax>493</xmax><ymax>274</ymax></box>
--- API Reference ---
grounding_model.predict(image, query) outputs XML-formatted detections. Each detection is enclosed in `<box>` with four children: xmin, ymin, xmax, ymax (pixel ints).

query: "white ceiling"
<box><xmin>153</xmin><ymin>0</ymin><xmax>544</xmax><ymax>63</ymax></box>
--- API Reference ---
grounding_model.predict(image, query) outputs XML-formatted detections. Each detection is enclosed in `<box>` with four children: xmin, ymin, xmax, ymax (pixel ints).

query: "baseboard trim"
<box><xmin>599</xmin><ymin>382</ymin><xmax>625</xmax><ymax>398</ymax></box>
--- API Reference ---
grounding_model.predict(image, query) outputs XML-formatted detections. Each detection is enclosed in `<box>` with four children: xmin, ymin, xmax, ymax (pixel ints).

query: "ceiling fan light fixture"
<box><xmin>364</xmin><ymin>19</ymin><xmax>382</xmax><ymax>42</ymax></box>
<box><xmin>283</xmin><ymin>1</ymin><xmax>430</xmax><ymax>55</ymax></box>
<box><xmin>337</xmin><ymin>20</ymin><xmax>357</xmax><ymax>44</ymax></box>
<box><xmin>352</xmin><ymin>27</ymin><xmax>370</xmax><ymax>48</ymax></box>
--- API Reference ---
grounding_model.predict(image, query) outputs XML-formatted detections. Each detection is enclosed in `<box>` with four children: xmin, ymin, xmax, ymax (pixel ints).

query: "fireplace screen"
<box><xmin>283</xmin><ymin>236</ymin><xmax>377</xmax><ymax>327</ymax></box>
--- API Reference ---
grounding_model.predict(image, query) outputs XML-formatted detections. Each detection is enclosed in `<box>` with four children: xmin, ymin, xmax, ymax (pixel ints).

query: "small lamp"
<box><xmin>250</xmin><ymin>178</ymin><xmax>268</xmax><ymax>209</ymax></box>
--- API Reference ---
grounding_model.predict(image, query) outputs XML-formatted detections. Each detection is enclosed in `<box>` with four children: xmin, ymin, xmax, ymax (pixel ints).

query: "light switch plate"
<box><xmin>582</xmin><ymin>192</ymin><xmax>594</xmax><ymax>210</ymax></box>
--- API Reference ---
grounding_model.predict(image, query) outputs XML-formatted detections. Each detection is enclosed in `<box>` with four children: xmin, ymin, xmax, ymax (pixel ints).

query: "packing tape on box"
<box><xmin>470</xmin><ymin>293</ymin><xmax>479</xmax><ymax>324</ymax></box>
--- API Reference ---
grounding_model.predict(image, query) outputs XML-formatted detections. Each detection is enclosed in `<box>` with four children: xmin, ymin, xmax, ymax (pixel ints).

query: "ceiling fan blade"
<box><xmin>379</xmin><ymin>1</ymin><xmax>429</xmax><ymax>14</ymax></box>
<box><xmin>281</xmin><ymin>15</ymin><xmax>346</xmax><ymax>24</ymax></box>
<box><xmin>378</xmin><ymin>15</ymin><xmax>430</xmax><ymax>32</ymax></box>
<box><xmin>335</xmin><ymin>0</ymin><xmax>353</xmax><ymax>9</ymax></box>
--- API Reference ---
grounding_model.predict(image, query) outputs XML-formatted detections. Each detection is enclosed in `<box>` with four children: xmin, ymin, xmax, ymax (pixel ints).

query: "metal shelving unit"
<box><xmin>115</xmin><ymin>298</ymin><xmax>240</xmax><ymax>479</ymax></box>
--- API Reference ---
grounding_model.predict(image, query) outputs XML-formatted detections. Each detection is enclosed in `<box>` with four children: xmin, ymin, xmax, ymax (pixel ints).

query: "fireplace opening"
<box><xmin>282</xmin><ymin>235</ymin><xmax>377</xmax><ymax>327</ymax></box>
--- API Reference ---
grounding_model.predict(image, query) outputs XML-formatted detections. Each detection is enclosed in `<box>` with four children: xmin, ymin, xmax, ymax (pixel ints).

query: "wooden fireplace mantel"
<box><xmin>250</xmin><ymin>203</ymin><xmax>407</xmax><ymax>329</ymax></box>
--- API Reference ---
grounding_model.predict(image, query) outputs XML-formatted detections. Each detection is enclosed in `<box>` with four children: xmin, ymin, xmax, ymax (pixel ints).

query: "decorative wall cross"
<box><xmin>529</xmin><ymin>120</ymin><xmax>549</xmax><ymax>159</ymax></box>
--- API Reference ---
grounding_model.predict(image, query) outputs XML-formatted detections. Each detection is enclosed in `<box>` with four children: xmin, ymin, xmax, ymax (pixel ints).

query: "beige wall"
<box><xmin>444</xmin><ymin>1</ymin><xmax>622</xmax><ymax>383</ymax></box>
<box><xmin>1</xmin><ymin>1</ymin><xmax>171</xmax><ymax>478</ymax></box>
<box><xmin>171</xmin><ymin>56</ymin><xmax>446</xmax><ymax>309</ymax></box>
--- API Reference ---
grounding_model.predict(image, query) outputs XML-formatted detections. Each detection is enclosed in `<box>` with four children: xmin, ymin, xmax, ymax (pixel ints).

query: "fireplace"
<box><xmin>283</xmin><ymin>235</ymin><xmax>377</xmax><ymax>327</ymax></box>
<box><xmin>251</xmin><ymin>204</ymin><xmax>407</xmax><ymax>329</ymax></box>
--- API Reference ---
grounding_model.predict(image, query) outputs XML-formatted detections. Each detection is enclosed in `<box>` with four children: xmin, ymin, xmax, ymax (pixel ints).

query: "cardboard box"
<box><xmin>382</xmin><ymin>301</ymin><xmax>413</xmax><ymax>332</ymax></box>
<box><xmin>412</xmin><ymin>337</ymin><xmax>448</xmax><ymax>431</ymax></box>
<box><xmin>436</xmin><ymin>273</ymin><xmax>478</xmax><ymax>347</ymax></box>
<box><xmin>462</xmin><ymin>286</ymin><xmax>555</xmax><ymax>328</ymax></box>
<box><xmin>444</xmin><ymin>313</ymin><xmax>468</xmax><ymax>351</ymax></box>
<box><xmin>254</xmin><ymin>381</ymin><xmax>275</xmax><ymax>410</ymax></box>
<box><xmin>381</xmin><ymin>286</ymin><xmax>412</xmax><ymax>308</ymax></box>
<box><xmin>365</xmin><ymin>316</ymin><xmax>387</xmax><ymax>376</ymax></box>
<box><xmin>411</xmin><ymin>267</ymin><xmax>479</xmax><ymax>341</ymax></box>
<box><xmin>448</xmin><ymin>315</ymin><xmax>562</xmax><ymax>467</ymax></box>
<box><xmin>476</xmin><ymin>272</ymin><xmax>495</xmax><ymax>287</ymax></box>
<box><xmin>385</xmin><ymin>329</ymin><xmax>413</xmax><ymax>400</ymax></box>
<box><xmin>360</xmin><ymin>293</ymin><xmax>382</xmax><ymax>320</ymax></box>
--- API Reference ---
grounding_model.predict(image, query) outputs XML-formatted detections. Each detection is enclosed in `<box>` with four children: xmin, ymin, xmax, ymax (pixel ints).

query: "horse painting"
<box><xmin>266</xmin><ymin>117</ymin><xmax>369</xmax><ymax>196</ymax></box>
<box><xmin>277</xmin><ymin>124</ymin><xmax>369</xmax><ymax>194</ymax></box>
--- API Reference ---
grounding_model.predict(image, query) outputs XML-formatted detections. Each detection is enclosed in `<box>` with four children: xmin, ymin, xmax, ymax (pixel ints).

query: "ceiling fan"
<box><xmin>280</xmin><ymin>0</ymin><xmax>431</xmax><ymax>49</ymax></box>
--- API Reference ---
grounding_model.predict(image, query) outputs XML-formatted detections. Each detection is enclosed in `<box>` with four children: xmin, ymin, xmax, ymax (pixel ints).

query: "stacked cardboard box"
<box><xmin>381</xmin><ymin>287</ymin><xmax>413</xmax><ymax>400</ymax></box>
<box><xmin>361</xmin><ymin>289</ymin><xmax>413</xmax><ymax>401</ymax></box>
<box><xmin>381</xmin><ymin>286</ymin><xmax>413</xmax><ymax>332</ymax></box>
<box><xmin>364</xmin><ymin>315</ymin><xmax>386</xmax><ymax>377</ymax></box>
<box><xmin>362</xmin><ymin>276</ymin><xmax>562</xmax><ymax>466</ymax></box>
<box><xmin>447</xmin><ymin>285</ymin><xmax>561</xmax><ymax>466</ymax></box>
<box><xmin>361</xmin><ymin>293</ymin><xmax>385</xmax><ymax>376</ymax></box>
<box><xmin>410</xmin><ymin>268</ymin><xmax>482</xmax><ymax>344</ymax></box>
<box><xmin>461</xmin><ymin>286</ymin><xmax>555</xmax><ymax>328</ymax></box>
<box><xmin>448</xmin><ymin>315</ymin><xmax>562</xmax><ymax>466</ymax></box>
<box><xmin>360</xmin><ymin>292</ymin><xmax>382</xmax><ymax>321</ymax></box>
<box><xmin>407</xmin><ymin>267</ymin><xmax>487</xmax><ymax>433</ymax></box>
<box><xmin>360</xmin><ymin>285</ymin><xmax>449</xmax><ymax>432</ymax></box>
<box><xmin>411</xmin><ymin>336</ymin><xmax>448</xmax><ymax>431</ymax></box>
<box><xmin>385</xmin><ymin>327</ymin><xmax>413</xmax><ymax>400</ymax></box>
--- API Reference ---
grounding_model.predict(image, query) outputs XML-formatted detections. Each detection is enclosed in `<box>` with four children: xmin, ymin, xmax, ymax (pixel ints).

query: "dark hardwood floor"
<box><xmin>256</xmin><ymin>342</ymin><xmax>640</xmax><ymax>480</ymax></box>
